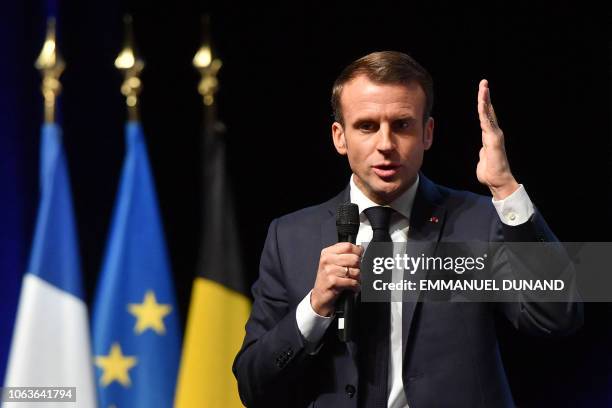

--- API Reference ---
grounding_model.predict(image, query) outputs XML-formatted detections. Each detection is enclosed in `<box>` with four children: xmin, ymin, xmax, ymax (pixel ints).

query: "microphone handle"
<box><xmin>337</xmin><ymin>232</ymin><xmax>357</xmax><ymax>342</ymax></box>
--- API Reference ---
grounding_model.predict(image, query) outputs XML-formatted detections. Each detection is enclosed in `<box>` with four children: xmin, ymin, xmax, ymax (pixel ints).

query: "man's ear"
<box><xmin>332</xmin><ymin>122</ymin><xmax>347</xmax><ymax>155</ymax></box>
<box><xmin>423</xmin><ymin>116</ymin><xmax>434</xmax><ymax>150</ymax></box>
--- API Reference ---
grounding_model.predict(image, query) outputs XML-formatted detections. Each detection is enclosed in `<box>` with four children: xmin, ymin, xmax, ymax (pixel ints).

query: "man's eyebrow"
<box><xmin>350</xmin><ymin>114</ymin><xmax>417</xmax><ymax>125</ymax></box>
<box><xmin>394</xmin><ymin>115</ymin><xmax>416</xmax><ymax>121</ymax></box>
<box><xmin>351</xmin><ymin>117</ymin><xmax>378</xmax><ymax>125</ymax></box>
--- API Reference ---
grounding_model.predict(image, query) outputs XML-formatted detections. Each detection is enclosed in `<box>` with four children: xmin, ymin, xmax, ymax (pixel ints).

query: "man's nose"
<box><xmin>376</xmin><ymin>123</ymin><xmax>395</xmax><ymax>152</ymax></box>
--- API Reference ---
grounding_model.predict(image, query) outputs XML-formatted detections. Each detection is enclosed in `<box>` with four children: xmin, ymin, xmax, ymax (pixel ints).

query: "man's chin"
<box><xmin>354</xmin><ymin>175</ymin><xmax>410</xmax><ymax>204</ymax></box>
<box><xmin>369</xmin><ymin>183</ymin><xmax>404</xmax><ymax>204</ymax></box>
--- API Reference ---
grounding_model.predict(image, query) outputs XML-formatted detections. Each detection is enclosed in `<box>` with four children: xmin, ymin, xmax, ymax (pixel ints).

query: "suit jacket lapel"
<box><xmin>402</xmin><ymin>174</ymin><xmax>447</xmax><ymax>354</ymax></box>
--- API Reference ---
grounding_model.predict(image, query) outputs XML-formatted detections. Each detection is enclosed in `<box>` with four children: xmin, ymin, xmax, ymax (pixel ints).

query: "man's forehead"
<box><xmin>340</xmin><ymin>75</ymin><xmax>426</xmax><ymax>119</ymax></box>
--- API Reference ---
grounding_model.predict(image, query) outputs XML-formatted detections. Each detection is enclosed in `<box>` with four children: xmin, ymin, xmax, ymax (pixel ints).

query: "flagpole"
<box><xmin>93</xmin><ymin>15</ymin><xmax>181</xmax><ymax>407</ymax></box>
<box><xmin>193</xmin><ymin>15</ymin><xmax>222</xmax><ymax>111</ymax></box>
<box><xmin>115</xmin><ymin>15</ymin><xmax>144</xmax><ymax>122</ymax></box>
<box><xmin>5</xmin><ymin>15</ymin><xmax>97</xmax><ymax>407</ymax></box>
<box><xmin>35</xmin><ymin>17</ymin><xmax>64</xmax><ymax>124</ymax></box>
<box><xmin>175</xmin><ymin>16</ymin><xmax>250</xmax><ymax>407</ymax></box>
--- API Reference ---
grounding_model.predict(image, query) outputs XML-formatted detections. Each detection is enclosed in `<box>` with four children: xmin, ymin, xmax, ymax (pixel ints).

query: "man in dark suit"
<box><xmin>233</xmin><ymin>51</ymin><xmax>582</xmax><ymax>407</ymax></box>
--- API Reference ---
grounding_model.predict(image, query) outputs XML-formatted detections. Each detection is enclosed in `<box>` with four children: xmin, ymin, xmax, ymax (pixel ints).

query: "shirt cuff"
<box><xmin>492</xmin><ymin>184</ymin><xmax>535</xmax><ymax>226</ymax></box>
<box><xmin>296</xmin><ymin>290</ymin><xmax>334</xmax><ymax>354</ymax></box>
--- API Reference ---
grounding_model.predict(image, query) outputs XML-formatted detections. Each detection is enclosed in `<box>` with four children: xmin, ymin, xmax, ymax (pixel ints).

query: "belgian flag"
<box><xmin>175</xmin><ymin>98</ymin><xmax>251</xmax><ymax>407</ymax></box>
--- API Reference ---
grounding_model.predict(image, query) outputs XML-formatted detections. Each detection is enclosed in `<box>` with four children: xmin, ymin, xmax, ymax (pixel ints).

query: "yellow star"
<box><xmin>127</xmin><ymin>290</ymin><xmax>172</xmax><ymax>335</ymax></box>
<box><xmin>95</xmin><ymin>343</ymin><xmax>137</xmax><ymax>387</ymax></box>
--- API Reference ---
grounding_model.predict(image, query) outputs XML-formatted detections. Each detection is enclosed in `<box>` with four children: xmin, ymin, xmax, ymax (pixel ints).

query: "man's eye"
<box><xmin>394</xmin><ymin>120</ymin><xmax>413</xmax><ymax>132</ymax></box>
<box><xmin>359</xmin><ymin>122</ymin><xmax>376</xmax><ymax>132</ymax></box>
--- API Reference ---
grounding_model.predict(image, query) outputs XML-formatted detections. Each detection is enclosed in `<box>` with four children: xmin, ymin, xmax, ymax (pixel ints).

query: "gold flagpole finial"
<box><xmin>35</xmin><ymin>17</ymin><xmax>65</xmax><ymax>123</ymax></box>
<box><xmin>115</xmin><ymin>15</ymin><xmax>144</xmax><ymax>121</ymax></box>
<box><xmin>193</xmin><ymin>15</ymin><xmax>222</xmax><ymax>106</ymax></box>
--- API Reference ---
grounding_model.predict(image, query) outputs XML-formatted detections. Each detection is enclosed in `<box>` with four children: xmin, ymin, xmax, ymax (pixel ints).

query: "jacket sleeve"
<box><xmin>493</xmin><ymin>209</ymin><xmax>584</xmax><ymax>336</ymax></box>
<box><xmin>232</xmin><ymin>218</ymin><xmax>315</xmax><ymax>407</ymax></box>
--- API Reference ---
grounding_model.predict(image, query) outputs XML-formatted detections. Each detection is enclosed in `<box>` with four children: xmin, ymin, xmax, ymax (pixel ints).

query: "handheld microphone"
<box><xmin>336</xmin><ymin>203</ymin><xmax>360</xmax><ymax>342</ymax></box>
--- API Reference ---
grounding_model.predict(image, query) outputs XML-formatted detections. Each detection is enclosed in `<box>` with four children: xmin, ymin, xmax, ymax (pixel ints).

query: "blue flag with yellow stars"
<box><xmin>92</xmin><ymin>121</ymin><xmax>180</xmax><ymax>407</ymax></box>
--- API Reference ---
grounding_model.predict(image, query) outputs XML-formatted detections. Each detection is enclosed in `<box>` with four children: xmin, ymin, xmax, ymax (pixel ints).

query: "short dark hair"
<box><xmin>331</xmin><ymin>51</ymin><xmax>434</xmax><ymax>124</ymax></box>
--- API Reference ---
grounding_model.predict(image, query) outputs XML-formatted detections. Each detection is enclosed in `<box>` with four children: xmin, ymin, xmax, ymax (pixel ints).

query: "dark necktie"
<box><xmin>358</xmin><ymin>206</ymin><xmax>394</xmax><ymax>408</ymax></box>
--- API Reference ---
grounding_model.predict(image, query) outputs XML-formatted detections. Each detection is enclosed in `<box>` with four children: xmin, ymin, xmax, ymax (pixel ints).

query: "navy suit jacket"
<box><xmin>233</xmin><ymin>174</ymin><xmax>583</xmax><ymax>407</ymax></box>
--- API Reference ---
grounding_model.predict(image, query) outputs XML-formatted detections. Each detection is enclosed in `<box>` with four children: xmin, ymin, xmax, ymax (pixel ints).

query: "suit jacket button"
<box><xmin>345</xmin><ymin>384</ymin><xmax>356</xmax><ymax>398</ymax></box>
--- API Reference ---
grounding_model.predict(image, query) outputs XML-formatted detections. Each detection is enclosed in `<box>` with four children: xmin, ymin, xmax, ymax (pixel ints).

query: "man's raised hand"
<box><xmin>476</xmin><ymin>79</ymin><xmax>519</xmax><ymax>200</ymax></box>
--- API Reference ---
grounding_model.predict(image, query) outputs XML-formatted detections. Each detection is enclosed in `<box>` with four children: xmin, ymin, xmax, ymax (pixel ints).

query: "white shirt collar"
<box><xmin>349</xmin><ymin>173</ymin><xmax>419</xmax><ymax>221</ymax></box>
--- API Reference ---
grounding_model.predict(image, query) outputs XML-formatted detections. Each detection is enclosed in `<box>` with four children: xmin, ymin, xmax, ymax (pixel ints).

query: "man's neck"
<box><xmin>349</xmin><ymin>174</ymin><xmax>420</xmax><ymax>220</ymax></box>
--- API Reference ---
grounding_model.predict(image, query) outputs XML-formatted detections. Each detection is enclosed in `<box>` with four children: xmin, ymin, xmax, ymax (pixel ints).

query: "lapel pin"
<box><xmin>429</xmin><ymin>216</ymin><xmax>439</xmax><ymax>223</ymax></box>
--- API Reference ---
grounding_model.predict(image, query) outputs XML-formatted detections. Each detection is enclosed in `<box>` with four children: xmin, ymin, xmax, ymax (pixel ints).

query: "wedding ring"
<box><xmin>345</xmin><ymin>266</ymin><xmax>350</xmax><ymax>277</ymax></box>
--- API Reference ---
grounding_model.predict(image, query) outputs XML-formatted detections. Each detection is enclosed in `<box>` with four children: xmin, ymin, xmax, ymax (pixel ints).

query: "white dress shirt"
<box><xmin>296</xmin><ymin>175</ymin><xmax>535</xmax><ymax>407</ymax></box>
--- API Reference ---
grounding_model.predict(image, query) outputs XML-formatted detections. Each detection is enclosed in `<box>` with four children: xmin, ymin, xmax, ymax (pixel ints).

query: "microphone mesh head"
<box><xmin>336</xmin><ymin>203</ymin><xmax>360</xmax><ymax>236</ymax></box>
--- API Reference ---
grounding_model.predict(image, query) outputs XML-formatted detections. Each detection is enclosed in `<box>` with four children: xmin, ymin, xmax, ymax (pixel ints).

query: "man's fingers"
<box><xmin>314</xmin><ymin>244</ymin><xmax>364</xmax><ymax>314</ymax></box>
<box><xmin>325</xmin><ymin>242</ymin><xmax>364</xmax><ymax>256</ymax></box>
<box><xmin>333</xmin><ymin>265</ymin><xmax>360</xmax><ymax>281</ymax></box>
<box><xmin>486</xmin><ymin>102</ymin><xmax>499</xmax><ymax>131</ymax></box>
<box><xmin>477</xmin><ymin>82</ymin><xmax>489</xmax><ymax>129</ymax></box>
<box><xmin>478</xmin><ymin>79</ymin><xmax>503</xmax><ymax>151</ymax></box>
<box><xmin>347</xmin><ymin>267</ymin><xmax>360</xmax><ymax>280</ymax></box>
<box><xmin>331</xmin><ymin>276</ymin><xmax>361</xmax><ymax>292</ymax></box>
<box><xmin>332</xmin><ymin>253</ymin><xmax>362</xmax><ymax>268</ymax></box>
<box><xmin>478</xmin><ymin>79</ymin><xmax>488</xmax><ymax>104</ymax></box>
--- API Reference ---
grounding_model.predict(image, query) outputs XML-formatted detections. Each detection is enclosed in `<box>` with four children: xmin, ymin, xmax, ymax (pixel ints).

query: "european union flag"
<box><xmin>92</xmin><ymin>121</ymin><xmax>180</xmax><ymax>407</ymax></box>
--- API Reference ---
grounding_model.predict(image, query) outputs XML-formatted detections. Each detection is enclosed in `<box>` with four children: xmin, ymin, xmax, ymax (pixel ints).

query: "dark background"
<box><xmin>1</xmin><ymin>1</ymin><xmax>611</xmax><ymax>406</ymax></box>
